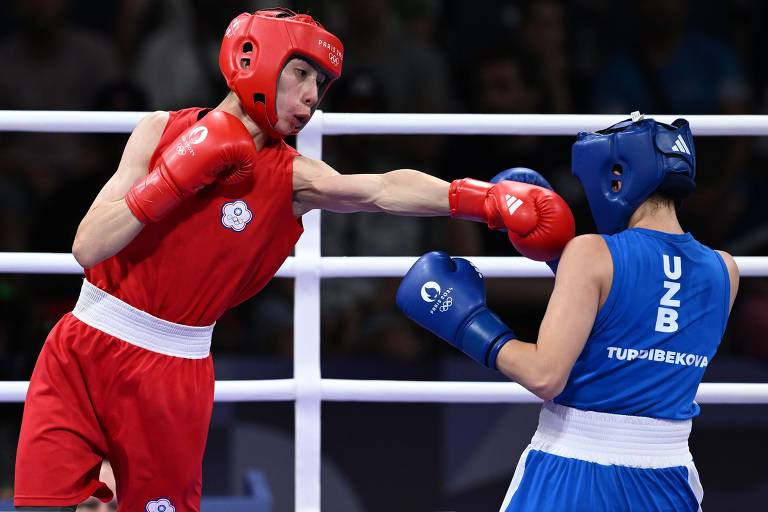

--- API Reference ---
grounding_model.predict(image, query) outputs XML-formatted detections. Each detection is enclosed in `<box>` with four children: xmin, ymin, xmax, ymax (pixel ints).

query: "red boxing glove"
<box><xmin>449</xmin><ymin>178</ymin><xmax>575</xmax><ymax>261</ymax></box>
<box><xmin>126</xmin><ymin>111</ymin><xmax>256</xmax><ymax>224</ymax></box>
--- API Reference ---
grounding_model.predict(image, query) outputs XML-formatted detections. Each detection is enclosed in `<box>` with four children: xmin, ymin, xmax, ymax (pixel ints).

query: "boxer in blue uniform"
<box><xmin>397</xmin><ymin>112</ymin><xmax>740</xmax><ymax>511</ymax></box>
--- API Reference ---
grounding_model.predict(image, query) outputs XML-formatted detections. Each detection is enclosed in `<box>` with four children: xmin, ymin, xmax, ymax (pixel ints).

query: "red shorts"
<box><xmin>15</xmin><ymin>306</ymin><xmax>214</xmax><ymax>511</ymax></box>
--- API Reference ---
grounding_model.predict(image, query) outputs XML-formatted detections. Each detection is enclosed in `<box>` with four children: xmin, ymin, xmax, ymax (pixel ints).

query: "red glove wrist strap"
<box><xmin>125</xmin><ymin>168</ymin><xmax>182</xmax><ymax>224</ymax></box>
<box><xmin>448</xmin><ymin>178</ymin><xmax>493</xmax><ymax>222</ymax></box>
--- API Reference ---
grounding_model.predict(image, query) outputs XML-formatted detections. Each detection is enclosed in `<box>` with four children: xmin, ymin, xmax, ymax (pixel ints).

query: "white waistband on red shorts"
<box><xmin>530</xmin><ymin>402</ymin><xmax>693</xmax><ymax>468</ymax></box>
<box><xmin>72</xmin><ymin>279</ymin><xmax>213</xmax><ymax>359</ymax></box>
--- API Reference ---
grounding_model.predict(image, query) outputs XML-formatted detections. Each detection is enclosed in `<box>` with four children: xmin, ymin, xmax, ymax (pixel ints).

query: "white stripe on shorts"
<box><xmin>72</xmin><ymin>279</ymin><xmax>213</xmax><ymax>359</ymax></box>
<box><xmin>499</xmin><ymin>445</ymin><xmax>531</xmax><ymax>511</ymax></box>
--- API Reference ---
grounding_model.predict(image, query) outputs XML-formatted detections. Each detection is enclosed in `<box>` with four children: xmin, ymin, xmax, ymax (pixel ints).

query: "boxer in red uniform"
<box><xmin>14</xmin><ymin>8</ymin><xmax>575</xmax><ymax>512</ymax></box>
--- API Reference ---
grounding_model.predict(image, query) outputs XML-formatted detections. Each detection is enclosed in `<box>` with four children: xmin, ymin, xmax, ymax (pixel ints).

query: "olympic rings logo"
<box><xmin>329</xmin><ymin>52</ymin><xmax>340</xmax><ymax>66</ymax></box>
<box><xmin>226</xmin><ymin>214</ymin><xmax>244</xmax><ymax>226</ymax></box>
<box><xmin>439</xmin><ymin>297</ymin><xmax>453</xmax><ymax>312</ymax></box>
<box><xmin>221</xmin><ymin>200</ymin><xmax>253</xmax><ymax>232</ymax></box>
<box><xmin>175</xmin><ymin>130</ymin><xmax>204</xmax><ymax>156</ymax></box>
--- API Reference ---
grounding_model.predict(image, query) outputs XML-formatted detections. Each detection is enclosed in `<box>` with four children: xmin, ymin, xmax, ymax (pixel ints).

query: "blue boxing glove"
<box><xmin>491</xmin><ymin>167</ymin><xmax>554</xmax><ymax>190</ymax></box>
<box><xmin>491</xmin><ymin>167</ymin><xmax>561</xmax><ymax>274</ymax></box>
<box><xmin>396</xmin><ymin>251</ymin><xmax>515</xmax><ymax>368</ymax></box>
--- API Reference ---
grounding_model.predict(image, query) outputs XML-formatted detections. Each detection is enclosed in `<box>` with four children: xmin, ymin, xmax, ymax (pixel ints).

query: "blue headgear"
<box><xmin>572</xmin><ymin>113</ymin><xmax>696</xmax><ymax>234</ymax></box>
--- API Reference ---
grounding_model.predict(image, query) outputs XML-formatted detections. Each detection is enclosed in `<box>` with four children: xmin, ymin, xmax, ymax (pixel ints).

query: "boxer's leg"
<box><xmin>14</xmin><ymin>316</ymin><xmax>110</xmax><ymax>509</ymax></box>
<box><xmin>96</xmin><ymin>341</ymin><xmax>215</xmax><ymax>512</ymax></box>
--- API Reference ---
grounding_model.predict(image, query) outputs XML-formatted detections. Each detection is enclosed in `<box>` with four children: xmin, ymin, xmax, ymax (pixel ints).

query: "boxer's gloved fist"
<box><xmin>449</xmin><ymin>176</ymin><xmax>575</xmax><ymax>262</ymax></box>
<box><xmin>396</xmin><ymin>251</ymin><xmax>515</xmax><ymax>369</ymax></box>
<box><xmin>491</xmin><ymin>167</ymin><xmax>553</xmax><ymax>190</ymax></box>
<box><xmin>490</xmin><ymin>168</ymin><xmax>565</xmax><ymax>273</ymax></box>
<box><xmin>126</xmin><ymin>111</ymin><xmax>256</xmax><ymax>224</ymax></box>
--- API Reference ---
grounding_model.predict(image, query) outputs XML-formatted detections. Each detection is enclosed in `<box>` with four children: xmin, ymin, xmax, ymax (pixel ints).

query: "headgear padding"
<box><xmin>219</xmin><ymin>8</ymin><xmax>344</xmax><ymax>139</ymax></box>
<box><xmin>572</xmin><ymin>113</ymin><xmax>696</xmax><ymax>234</ymax></box>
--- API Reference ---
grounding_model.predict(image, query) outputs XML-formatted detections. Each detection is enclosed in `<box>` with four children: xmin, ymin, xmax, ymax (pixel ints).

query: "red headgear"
<box><xmin>219</xmin><ymin>8</ymin><xmax>344</xmax><ymax>139</ymax></box>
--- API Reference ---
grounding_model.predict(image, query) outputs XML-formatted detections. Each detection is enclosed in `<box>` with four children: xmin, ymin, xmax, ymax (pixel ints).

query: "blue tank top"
<box><xmin>554</xmin><ymin>228</ymin><xmax>731</xmax><ymax>420</ymax></box>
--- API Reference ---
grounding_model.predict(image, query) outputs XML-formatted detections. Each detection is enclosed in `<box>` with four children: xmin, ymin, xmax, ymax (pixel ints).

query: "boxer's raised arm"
<box><xmin>72</xmin><ymin>111</ymin><xmax>168</xmax><ymax>268</ymax></box>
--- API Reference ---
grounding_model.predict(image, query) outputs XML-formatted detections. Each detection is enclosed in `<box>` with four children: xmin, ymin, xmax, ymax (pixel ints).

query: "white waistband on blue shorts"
<box><xmin>72</xmin><ymin>279</ymin><xmax>213</xmax><ymax>359</ymax></box>
<box><xmin>530</xmin><ymin>402</ymin><xmax>693</xmax><ymax>468</ymax></box>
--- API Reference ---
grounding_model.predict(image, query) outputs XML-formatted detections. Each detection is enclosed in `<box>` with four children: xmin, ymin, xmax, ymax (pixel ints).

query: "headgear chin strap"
<box><xmin>571</xmin><ymin>112</ymin><xmax>696</xmax><ymax>234</ymax></box>
<box><xmin>219</xmin><ymin>8</ymin><xmax>344</xmax><ymax>140</ymax></box>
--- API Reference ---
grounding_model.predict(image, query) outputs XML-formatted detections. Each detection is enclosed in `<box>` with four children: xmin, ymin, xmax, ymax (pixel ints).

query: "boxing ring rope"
<box><xmin>3</xmin><ymin>110</ymin><xmax>768</xmax><ymax>135</ymax></box>
<box><xmin>2</xmin><ymin>111</ymin><xmax>768</xmax><ymax>511</ymax></box>
<box><xmin>3</xmin><ymin>253</ymin><xmax>768</xmax><ymax>277</ymax></box>
<box><xmin>2</xmin><ymin>379</ymin><xmax>768</xmax><ymax>404</ymax></box>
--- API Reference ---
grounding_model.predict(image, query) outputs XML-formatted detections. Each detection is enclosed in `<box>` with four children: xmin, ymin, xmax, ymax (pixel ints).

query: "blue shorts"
<box><xmin>500</xmin><ymin>403</ymin><xmax>703</xmax><ymax>512</ymax></box>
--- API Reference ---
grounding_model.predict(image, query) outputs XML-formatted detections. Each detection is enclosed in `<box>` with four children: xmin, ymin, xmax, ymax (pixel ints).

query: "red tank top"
<box><xmin>85</xmin><ymin>108</ymin><xmax>303</xmax><ymax>325</ymax></box>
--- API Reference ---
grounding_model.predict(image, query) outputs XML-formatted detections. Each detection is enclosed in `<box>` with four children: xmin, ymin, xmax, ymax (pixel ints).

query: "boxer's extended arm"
<box><xmin>72</xmin><ymin>111</ymin><xmax>168</xmax><ymax>268</ymax></box>
<box><xmin>494</xmin><ymin>235</ymin><xmax>610</xmax><ymax>399</ymax></box>
<box><xmin>292</xmin><ymin>156</ymin><xmax>449</xmax><ymax>217</ymax></box>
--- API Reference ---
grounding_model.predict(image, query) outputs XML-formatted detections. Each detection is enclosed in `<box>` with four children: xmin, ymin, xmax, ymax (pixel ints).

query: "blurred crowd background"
<box><xmin>1</xmin><ymin>0</ymin><xmax>767</xmax><ymax>510</ymax></box>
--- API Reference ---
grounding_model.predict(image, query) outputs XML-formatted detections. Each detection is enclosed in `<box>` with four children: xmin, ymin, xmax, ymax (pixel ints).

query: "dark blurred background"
<box><xmin>0</xmin><ymin>0</ymin><xmax>767</xmax><ymax>510</ymax></box>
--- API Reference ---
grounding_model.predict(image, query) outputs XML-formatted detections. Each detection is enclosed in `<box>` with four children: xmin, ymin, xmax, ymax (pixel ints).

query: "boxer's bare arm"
<box><xmin>72</xmin><ymin>111</ymin><xmax>168</xmax><ymax>269</ymax></box>
<box><xmin>495</xmin><ymin>235</ymin><xmax>611</xmax><ymax>400</ymax></box>
<box><xmin>716</xmin><ymin>250</ymin><xmax>740</xmax><ymax>312</ymax></box>
<box><xmin>291</xmin><ymin>155</ymin><xmax>450</xmax><ymax>217</ymax></box>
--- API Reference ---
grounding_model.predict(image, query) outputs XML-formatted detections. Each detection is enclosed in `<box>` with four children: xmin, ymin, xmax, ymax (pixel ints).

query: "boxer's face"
<box><xmin>274</xmin><ymin>58</ymin><xmax>328</xmax><ymax>135</ymax></box>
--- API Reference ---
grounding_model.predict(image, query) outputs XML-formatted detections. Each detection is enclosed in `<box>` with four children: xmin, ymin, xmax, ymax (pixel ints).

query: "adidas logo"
<box><xmin>671</xmin><ymin>134</ymin><xmax>690</xmax><ymax>155</ymax></box>
<box><xmin>505</xmin><ymin>194</ymin><xmax>524</xmax><ymax>215</ymax></box>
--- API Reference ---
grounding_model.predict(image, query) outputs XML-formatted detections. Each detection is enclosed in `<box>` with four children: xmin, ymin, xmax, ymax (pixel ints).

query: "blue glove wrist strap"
<box><xmin>459</xmin><ymin>308</ymin><xmax>516</xmax><ymax>369</ymax></box>
<box><xmin>487</xmin><ymin>334</ymin><xmax>514</xmax><ymax>370</ymax></box>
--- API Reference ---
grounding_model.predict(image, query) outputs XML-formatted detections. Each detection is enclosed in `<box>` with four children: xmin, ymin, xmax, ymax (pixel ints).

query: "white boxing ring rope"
<box><xmin>3</xmin><ymin>110</ymin><xmax>768</xmax><ymax>135</ymax></box>
<box><xmin>2</xmin><ymin>112</ymin><xmax>768</xmax><ymax>512</ymax></box>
